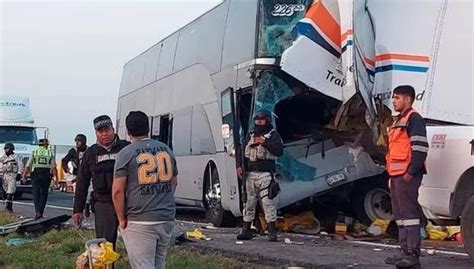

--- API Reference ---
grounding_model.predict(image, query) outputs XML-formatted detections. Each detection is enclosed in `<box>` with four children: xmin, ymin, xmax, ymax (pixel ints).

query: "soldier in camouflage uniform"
<box><xmin>0</xmin><ymin>143</ymin><xmax>22</xmax><ymax>213</ymax></box>
<box><xmin>236</xmin><ymin>110</ymin><xmax>284</xmax><ymax>242</ymax></box>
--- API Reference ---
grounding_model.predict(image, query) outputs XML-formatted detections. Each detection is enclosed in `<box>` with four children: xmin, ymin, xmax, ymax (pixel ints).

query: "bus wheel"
<box><xmin>204</xmin><ymin>163</ymin><xmax>235</xmax><ymax>227</ymax></box>
<box><xmin>461</xmin><ymin>196</ymin><xmax>474</xmax><ymax>259</ymax></box>
<box><xmin>351</xmin><ymin>175</ymin><xmax>392</xmax><ymax>225</ymax></box>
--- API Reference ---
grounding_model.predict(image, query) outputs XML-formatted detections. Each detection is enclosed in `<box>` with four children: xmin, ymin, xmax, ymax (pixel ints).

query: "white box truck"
<box><xmin>0</xmin><ymin>96</ymin><xmax>49</xmax><ymax>199</ymax></box>
<box><xmin>349</xmin><ymin>0</ymin><xmax>473</xmax><ymax>258</ymax></box>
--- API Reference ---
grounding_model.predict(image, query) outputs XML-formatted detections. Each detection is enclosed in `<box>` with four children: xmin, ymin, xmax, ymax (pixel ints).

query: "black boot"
<box><xmin>268</xmin><ymin>222</ymin><xmax>277</xmax><ymax>242</ymax></box>
<box><xmin>237</xmin><ymin>222</ymin><xmax>253</xmax><ymax>240</ymax></box>
<box><xmin>395</xmin><ymin>249</ymin><xmax>420</xmax><ymax>269</ymax></box>
<box><xmin>385</xmin><ymin>248</ymin><xmax>408</xmax><ymax>265</ymax></box>
<box><xmin>34</xmin><ymin>212</ymin><xmax>43</xmax><ymax>220</ymax></box>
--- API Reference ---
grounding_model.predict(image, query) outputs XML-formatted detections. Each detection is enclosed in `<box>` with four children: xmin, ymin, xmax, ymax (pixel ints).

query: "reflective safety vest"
<box><xmin>386</xmin><ymin>109</ymin><xmax>416</xmax><ymax>176</ymax></box>
<box><xmin>31</xmin><ymin>146</ymin><xmax>53</xmax><ymax>172</ymax></box>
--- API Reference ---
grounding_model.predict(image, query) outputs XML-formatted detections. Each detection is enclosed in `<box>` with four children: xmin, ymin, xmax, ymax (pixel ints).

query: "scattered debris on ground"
<box><xmin>186</xmin><ymin>228</ymin><xmax>211</xmax><ymax>241</ymax></box>
<box><xmin>0</xmin><ymin>214</ymin><xmax>71</xmax><ymax>235</ymax></box>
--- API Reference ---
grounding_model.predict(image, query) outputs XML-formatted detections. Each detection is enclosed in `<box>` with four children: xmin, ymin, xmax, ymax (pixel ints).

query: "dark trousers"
<box><xmin>94</xmin><ymin>201</ymin><xmax>119</xmax><ymax>246</ymax></box>
<box><xmin>390</xmin><ymin>174</ymin><xmax>423</xmax><ymax>252</ymax></box>
<box><xmin>32</xmin><ymin>173</ymin><xmax>51</xmax><ymax>216</ymax></box>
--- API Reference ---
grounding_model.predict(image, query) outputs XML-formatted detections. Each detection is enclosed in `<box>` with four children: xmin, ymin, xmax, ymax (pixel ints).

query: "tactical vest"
<box><xmin>31</xmin><ymin>147</ymin><xmax>53</xmax><ymax>173</ymax></box>
<box><xmin>245</xmin><ymin>130</ymin><xmax>278</xmax><ymax>162</ymax></box>
<box><xmin>91</xmin><ymin>148</ymin><xmax>118</xmax><ymax>196</ymax></box>
<box><xmin>2</xmin><ymin>155</ymin><xmax>19</xmax><ymax>174</ymax></box>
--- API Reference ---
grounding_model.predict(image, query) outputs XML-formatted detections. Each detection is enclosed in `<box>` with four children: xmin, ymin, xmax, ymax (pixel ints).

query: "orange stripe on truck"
<box><xmin>375</xmin><ymin>53</ymin><xmax>430</xmax><ymax>62</ymax></box>
<box><xmin>306</xmin><ymin>0</ymin><xmax>341</xmax><ymax>47</ymax></box>
<box><xmin>364</xmin><ymin>57</ymin><xmax>375</xmax><ymax>67</ymax></box>
<box><xmin>341</xmin><ymin>29</ymin><xmax>353</xmax><ymax>41</ymax></box>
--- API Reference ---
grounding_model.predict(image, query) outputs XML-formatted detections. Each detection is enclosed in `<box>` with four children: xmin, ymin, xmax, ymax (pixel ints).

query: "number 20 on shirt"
<box><xmin>136</xmin><ymin>152</ymin><xmax>173</xmax><ymax>184</ymax></box>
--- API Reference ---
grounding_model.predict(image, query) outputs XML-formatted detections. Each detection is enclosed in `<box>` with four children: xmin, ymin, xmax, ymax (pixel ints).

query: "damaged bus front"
<box><xmin>237</xmin><ymin>0</ymin><xmax>389</xmax><ymax>223</ymax></box>
<box><xmin>117</xmin><ymin>0</ymin><xmax>391</xmax><ymax>227</ymax></box>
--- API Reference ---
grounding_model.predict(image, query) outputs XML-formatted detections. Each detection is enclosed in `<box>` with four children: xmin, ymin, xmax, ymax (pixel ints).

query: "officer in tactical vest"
<box><xmin>236</xmin><ymin>110</ymin><xmax>284</xmax><ymax>242</ymax></box>
<box><xmin>72</xmin><ymin>115</ymin><xmax>129</xmax><ymax>246</ymax></box>
<box><xmin>23</xmin><ymin>138</ymin><xmax>58</xmax><ymax>219</ymax></box>
<box><xmin>1</xmin><ymin>143</ymin><xmax>22</xmax><ymax>213</ymax></box>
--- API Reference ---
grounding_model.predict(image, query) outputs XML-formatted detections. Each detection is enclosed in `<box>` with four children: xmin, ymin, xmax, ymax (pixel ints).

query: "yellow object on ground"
<box><xmin>446</xmin><ymin>226</ymin><xmax>461</xmax><ymax>238</ymax></box>
<box><xmin>93</xmin><ymin>242</ymin><xmax>120</xmax><ymax>269</ymax></box>
<box><xmin>335</xmin><ymin>222</ymin><xmax>348</xmax><ymax>235</ymax></box>
<box><xmin>370</xmin><ymin>218</ymin><xmax>391</xmax><ymax>233</ymax></box>
<box><xmin>426</xmin><ymin>222</ymin><xmax>450</xmax><ymax>240</ymax></box>
<box><xmin>425</xmin><ymin>222</ymin><xmax>461</xmax><ymax>240</ymax></box>
<box><xmin>77</xmin><ymin>242</ymin><xmax>119</xmax><ymax>269</ymax></box>
<box><xmin>186</xmin><ymin>228</ymin><xmax>208</xmax><ymax>240</ymax></box>
<box><xmin>262</xmin><ymin>211</ymin><xmax>321</xmax><ymax>233</ymax></box>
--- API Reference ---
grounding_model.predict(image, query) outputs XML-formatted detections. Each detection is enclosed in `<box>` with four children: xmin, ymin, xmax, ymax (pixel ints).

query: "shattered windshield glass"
<box><xmin>253</xmin><ymin>72</ymin><xmax>317</xmax><ymax>182</ymax></box>
<box><xmin>254</xmin><ymin>72</ymin><xmax>295</xmax><ymax>122</ymax></box>
<box><xmin>257</xmin><ymin>0</ymin><xmax>311</xmax><ymax>57</ymax></box>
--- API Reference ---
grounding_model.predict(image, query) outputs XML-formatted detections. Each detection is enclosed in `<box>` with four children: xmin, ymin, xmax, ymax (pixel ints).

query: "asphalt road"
<box><xmin>7</xmin><ymin>191</ymin><xmax>474</xmax><ymax>268</ymax></box>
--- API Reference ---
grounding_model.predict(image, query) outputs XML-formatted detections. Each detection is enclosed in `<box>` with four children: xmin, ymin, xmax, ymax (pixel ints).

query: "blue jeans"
<box><xmin>121</xmin><ymin>221</ymin><xmax>174</xmax><ymax>269</ymax></box>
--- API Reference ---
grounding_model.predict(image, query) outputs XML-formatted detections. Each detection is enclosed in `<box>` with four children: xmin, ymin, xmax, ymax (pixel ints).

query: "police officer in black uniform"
<box><xmin>72</xmin><ymin>115</ymin><xmax>129</xmax><ymax>246</ymax></box>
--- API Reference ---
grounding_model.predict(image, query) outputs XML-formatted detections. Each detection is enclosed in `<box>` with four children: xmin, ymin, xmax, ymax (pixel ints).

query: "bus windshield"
<box><xmin>0</xmin><ymin>126</ymin><xmax>38</xmax><ymax>145</ymax></box>
<box><xmin>257</xmin><ymin>0</ymin><xmax>311</xmax><ymax>57</ymax></box>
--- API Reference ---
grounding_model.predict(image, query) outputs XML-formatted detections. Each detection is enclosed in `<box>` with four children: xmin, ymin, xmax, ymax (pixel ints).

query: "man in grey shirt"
<box><xmin>112</xmin><ymin>111</ymin><xmax>177</xmax><ymax>269</ymax></box>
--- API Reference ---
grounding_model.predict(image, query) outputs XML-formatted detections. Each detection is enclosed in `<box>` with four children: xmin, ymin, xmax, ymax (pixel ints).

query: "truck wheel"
<box><xmin>461</xmin><ymin>195</ymin><xmax>474</xmax><ymax>259</ymax></box>
<box><xmin>203</xmin><ymin>163</ymin><xmax>236</xmax><ymax>227</ymax></box>
<box><xmin>351</xmin><ymin>176</ymin><xmax>392</xmax><ymax>225</ymax></box>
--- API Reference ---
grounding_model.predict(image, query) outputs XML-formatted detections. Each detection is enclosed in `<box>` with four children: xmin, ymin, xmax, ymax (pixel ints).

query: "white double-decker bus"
<box><xmin>116</xmin><ymin>0</ymin><xmax>388</xmax><ymax>227</ymax></box>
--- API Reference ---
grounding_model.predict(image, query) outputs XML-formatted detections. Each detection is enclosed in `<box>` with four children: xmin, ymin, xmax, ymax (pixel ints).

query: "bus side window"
<box><xmin>221</xmin><ymin>89</ymin><xmax>235</xmax><ymax>153</ymax></box>
<box><xmin>159</xmin><ymin>115</ymin><xmax>170</xmax><ymax>145</ymax></box>
<box><xmin>221</xmin><ymin>91</ymin><xmax>233</xmax><ymax>129</ymax></box>
<box><xmin>151</xmin><ymin>114</ymin><xmax>172</xmax><ymax>149</ymax></box>
<box><xmin>151</xmin><ymin>116</ymin><xmax>160</xmax><ymax>141</ymax></box>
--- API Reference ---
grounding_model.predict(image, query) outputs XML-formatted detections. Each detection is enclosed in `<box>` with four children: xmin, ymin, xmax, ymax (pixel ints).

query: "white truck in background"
<box><xmin>348</xmin><ymin>0</ymin><xmax>474</xmax><ymax>258</ymax></box>
<box><xmin>0</xmin><ymin>96</ymin><xmax>49</xmax><ymax>199</ymax></box>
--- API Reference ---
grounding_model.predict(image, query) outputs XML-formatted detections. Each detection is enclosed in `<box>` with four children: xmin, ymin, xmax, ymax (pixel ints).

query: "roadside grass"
<box><xmin>0</xmin><ymin>212</ymin><xmax>19</xmax><ymax>226</ymax></box>
<box><xmin>0</xmin><ymin>215</ymin><xmax>258</xmax><ymax>269</ymax></box>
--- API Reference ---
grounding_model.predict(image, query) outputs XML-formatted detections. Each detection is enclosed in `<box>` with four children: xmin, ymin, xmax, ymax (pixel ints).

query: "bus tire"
<box><xmin>461</xmin><ymin>195</ymin><xmax>474</xmax><ymax>259</ymax></box>
<box><xmin>351</xmin><ymin>175</ymin><xmax>392</xmax><ymax>225</ymax></box>
<box><xmin>203</xmin><ymin>163</ymin><xmax>236</xmax><ymax>227</ymax></box>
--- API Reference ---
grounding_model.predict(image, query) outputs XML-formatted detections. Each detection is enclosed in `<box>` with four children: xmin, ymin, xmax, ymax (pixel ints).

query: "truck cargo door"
<box><xmin>280</xmin><ymin>0</ymin><xmax>356</xmax><ymax>104</ymax></box>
